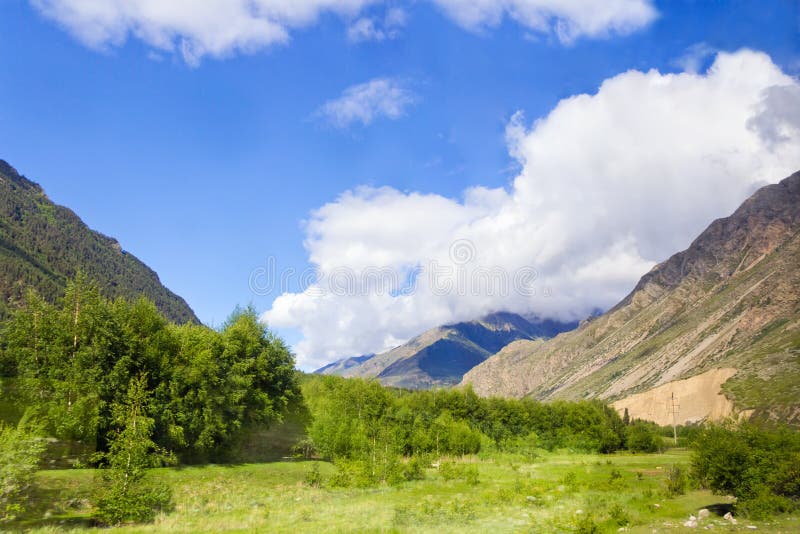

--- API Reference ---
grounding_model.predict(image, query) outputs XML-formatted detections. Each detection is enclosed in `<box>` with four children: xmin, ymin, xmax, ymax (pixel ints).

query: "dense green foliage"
<box><xmin>301</xmin><ymin>374</ymin><xmax>636</xmax><ymax>485</ymax></box>
<box><xmin>692</xmin><ymin>421</ymin><xmax>800</xmax><ymax>518</ymax></box>
<box><xmin>625</xmin><ymin>420</ymin><xmax>665</xmax><ymax>453</ymax></box>
<box><xmin>0</xmin><ymin>413</ymin><xmax>46</xmax><ymax>521</ymax></box>
<box><xmin>0</xmin><ymin>276</ymin><xmax>300</xmax><ymax>463</ymax></box>
<box><xmin>0</xmin><ymin>160</ymin><xmax>197</xmax><ymax>323</ymax></box>
<box><xmin>93</xmin><ymin>375</ymin><xmax>173</xmax><ymax>525</ymax></box>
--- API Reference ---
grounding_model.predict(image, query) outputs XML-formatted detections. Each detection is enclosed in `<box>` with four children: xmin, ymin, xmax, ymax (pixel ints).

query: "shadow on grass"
<box><xmin>706</xmin><ymin>502</ymin><xmax>734</xmax><ymax>516</ymax></box>
<box><xmin>8</xmin><ymin>477</ymin><xmax>95</xmax><ymax>531</ymax></box>
<box><xmin>11</xmin><ymin>514</ymin><xmax>95</xmax><ymax>532</ymax></box>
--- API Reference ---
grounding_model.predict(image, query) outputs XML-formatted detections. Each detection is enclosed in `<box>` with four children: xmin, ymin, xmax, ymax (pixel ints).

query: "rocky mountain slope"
<box><xmin>462</xmin><ymin>171</ymin><xmax>800</xmax><ymax>424</ymax></box>
<box><xmin>0</xmin><ymin>160</ymin><xmax>198</xmax><ymax>323</ymax></box>
<box><xmin>315</xmin><ymin>354</ymin><xmax>375</xmax><ymax>375</ymax></box>
<box><xmin>324</xmin><ymin>312</ymin><xmax>576</xmax><ymax>389</ymax></box>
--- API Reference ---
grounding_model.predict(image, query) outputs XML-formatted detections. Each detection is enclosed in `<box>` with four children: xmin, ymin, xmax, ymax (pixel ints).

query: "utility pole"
<box><xmin>668</xmin><ymin>392</ymin><xmax>680</xmax><ymax>446</ymax></box>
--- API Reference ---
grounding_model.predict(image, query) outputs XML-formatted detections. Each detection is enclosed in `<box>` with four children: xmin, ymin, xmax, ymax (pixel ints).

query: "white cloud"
<box><xmin>347</xmin><ymin>7</ymin><xmax>407</xmax><ymax>42</ymax></box>
<box><xmin>316</xmin><ymin>78</ymin><xmax>415</xmax><ymax>128</ymax></box>
<box><xmin>30</xmin><ymin>0</ymin><xmax>656</xmax><ymax>63</ymax></box>
<box><xmin>429</xmin><ymin>0</ymin><xmax>657</xmax><ymax>43</ymax></box>
<box><xmin>30</xmin><ymin>0</ymin><xmax>377</xmax><ymax>65</ymax></box>
<box><xmin>265</xmin><ymin>50</ymin><xmax>800</xmax><ymax>370</ymax></box>
<box><xmin>672</xmin><ymin>42</ymin><xmax>717</xmax><ymax>73</ymax></box>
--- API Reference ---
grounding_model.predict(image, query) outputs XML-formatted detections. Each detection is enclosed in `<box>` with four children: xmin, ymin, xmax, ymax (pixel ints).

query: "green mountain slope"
<box><xmin>324</xmin><ymin>312</ymin><xmax>576</xmax><ymax>389</ymax></box>
<box><xmin>0</xmin><ymin>160</ymin><xmax>198</xmax><ymax>323</ymax></box>
<box><xmin>462</xmin><ymin>171</ymin><xmax>800</xmax><ymax>423</ymax></box>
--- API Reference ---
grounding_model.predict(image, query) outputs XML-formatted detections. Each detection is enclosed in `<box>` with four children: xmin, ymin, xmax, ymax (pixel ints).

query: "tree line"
<box><xmin>0</xmin><ymin>273</ymin><xmax>300</xmax><ymax>463</ymax></box>
<box><xmin>300</xmin><ymin>374</ymin><xmax>664</xmax><ymax>486</ymax></box>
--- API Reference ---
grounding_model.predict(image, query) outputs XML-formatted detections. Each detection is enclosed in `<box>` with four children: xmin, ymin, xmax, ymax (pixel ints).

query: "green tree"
<box><xmin>94</xmin><ymin>375</ymin><xmax>173</xmax><ymax>525</ymax></box>
<box><xmin>0</xmin><ymin>413</ymin><xmax>46</xmax><ymax>522</ymax></box>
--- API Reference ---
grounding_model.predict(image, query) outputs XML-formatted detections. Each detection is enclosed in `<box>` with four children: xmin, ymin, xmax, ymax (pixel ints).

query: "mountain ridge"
<box><xmin>462</xmin><ymin>171</ymin><xmax>800</xmax><ymax>423</ymax></box>
<box><xmin>0</xmin><ymin>159</ymin><xmax>198</xmax><ymax>323</ymax></box>
<box><xmin>320</xmin><ymin>312</ymin><xmax>577</xmax><ymax>389</ymax></box>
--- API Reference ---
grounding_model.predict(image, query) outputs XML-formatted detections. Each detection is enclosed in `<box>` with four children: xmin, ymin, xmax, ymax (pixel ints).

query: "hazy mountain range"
<box><xmin>316</xmin><ymin>312</ymin><xmax>577</xmax><ymax>389</ymax></box>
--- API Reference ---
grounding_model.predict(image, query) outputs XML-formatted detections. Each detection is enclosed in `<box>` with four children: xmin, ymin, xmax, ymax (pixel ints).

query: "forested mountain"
<box><xmin>462</xmin><ymin>171</ymin><xmax>800</xmax><ymax>424</ymax></box>
<box><xmin>0</xmin><ymin>160</ymin><xmax>197</xmax><ymax>323</ymax></box>
<box><xmin>323</xmin><ymin>312</ymin><xmax>576</xmax><ymax>389</ymax></box>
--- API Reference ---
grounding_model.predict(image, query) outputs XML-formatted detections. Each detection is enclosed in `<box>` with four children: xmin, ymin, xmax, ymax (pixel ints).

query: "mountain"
<box><xmin>324</xmin><ymin>312</ymin><xmax>576</xmax><ymax>389</ymax></box>
<box><xmin>462</xmin><ymin>171</ymin><xmax>800</xmax><ymax>424</ymax></box>
<box><xmin>0</xmin><ymin>159</ymin><xmax>198</xmax><ymax>323</ymax></box>
<box><xmin>315</xmin><ymin>354</ymin><xmax>375</xmax><ymax>375</ymax></box>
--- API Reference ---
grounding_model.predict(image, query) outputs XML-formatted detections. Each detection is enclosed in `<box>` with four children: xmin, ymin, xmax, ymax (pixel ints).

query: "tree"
<box><xmin>94</xmin><ymin>375</ymin><xmax>172</xmax><ymax>525</ymax></box>
<box><xmin>0</xmin><ymin>413</ymin><xmax>46</xmax><ymax>522</ymax></box>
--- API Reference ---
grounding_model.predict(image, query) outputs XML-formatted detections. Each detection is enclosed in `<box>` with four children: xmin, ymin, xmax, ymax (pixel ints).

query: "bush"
<box><xmin>626</xmin><ymin>422</ymin><xmax>663</xmax><ymax>453</ymax></box>
<box><xmin>401</xmin><ymin>456</ymin><xmax>427</xmax><ymax>481</ymax></box>
<box><xmin>439</xmin><ymin>461</ymin><xmax>479</xmax><ymax>485</ymax></box>
<box><xmin>736</xmin><ymin>487</ymin><xmax>797</xmax><ymax>520</ymax></box>
<box><xmin>304</xmin><ymin>462</ymin><xmax>323</xmax><ymax>487</ymax></box>
<box><xmin>328</xmin><ymin>455</ymin><xmax>410</xmax><ymax>488</ymax></box>
<box><xmin>573</xmin><ymin>513</ymin><xmax>600</xmax><ymax>534</ymax></box>
<box><xmin>665</xmin><ymin>465</ymin><xmax>687</xmax><ymax>496</ymax></box>
<box><xmin>691</xmin><ymin>422</ymin><xmax>800</xmax><ymax>517</ymax></box>
<box><xmin>609</xmin><ymin>503</ymin><xmax>629</xmax><ymax>526</ymax></box>
<box><xmin>0</xmin><ymin>414</ymin><xmax>46</xmax><ymax>521</ymax></box>
<box><xmin>94</xmin><ymin>483</ymin><xmax>172</xmax><ymax>525</ymax></box>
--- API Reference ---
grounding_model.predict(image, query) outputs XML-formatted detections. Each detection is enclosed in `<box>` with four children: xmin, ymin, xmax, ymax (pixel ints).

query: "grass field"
<box><xmin>10</xmin><ymin>449</ymin><xmax>800</xmax><ymax>533</ymax></box>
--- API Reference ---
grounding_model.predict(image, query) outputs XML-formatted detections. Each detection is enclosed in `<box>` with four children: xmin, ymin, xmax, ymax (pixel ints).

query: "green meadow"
<box><xmin>11</xmin><ymin>449</ymin><xmax>800</xmax><ymax>533</ymax></box>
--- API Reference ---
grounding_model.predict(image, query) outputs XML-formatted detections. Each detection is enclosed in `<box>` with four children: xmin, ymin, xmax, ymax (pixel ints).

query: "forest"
<box><xmin>1</xmin><ymin>277</ymin><xmax>798</xmax><ymax>530</ymax></box>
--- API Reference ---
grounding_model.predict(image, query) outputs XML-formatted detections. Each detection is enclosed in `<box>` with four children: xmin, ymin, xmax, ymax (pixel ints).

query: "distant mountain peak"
<box><xmin>318</xmin><ymin>311</ymin><xmax>576</xmax><ymax>389</ymax></box>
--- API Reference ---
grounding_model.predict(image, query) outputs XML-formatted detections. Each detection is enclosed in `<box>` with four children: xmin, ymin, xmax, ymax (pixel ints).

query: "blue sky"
<box><xmin>1</xmin><ymin>1</ymin><xmax>798</xmax><ymax>368</ymax></box>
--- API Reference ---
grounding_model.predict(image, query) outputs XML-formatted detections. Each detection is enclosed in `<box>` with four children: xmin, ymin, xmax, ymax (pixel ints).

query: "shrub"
<box><xmin>665</xmin><ymin>465</ymin><xmax>687</xmax><ymax>496</ymax></box>
<box><xmin>609</xmin><ymin>503</ymin><xmax>629</xmax><ymax>526</ymax></box>
<box><xmin>736</xmin><ymin>486</ymin><xmax>797</xmax><ymax>520</ymax></box>
<box><xmin>691</xmin><ymin>422</ymin><xmax>800</xmax><ymax>518</ymax></box>
<box><xmin>402</xmin><ymin>456</ymin><xmax>426</xmax><ymax>482</ymax></box>
<box><xmin>304</xmin><ymin>462</ymin><xmax>323</xmax><ymax>487</ymax></box>
<box><xmin>626</xmin><ymin>422</ymin><xmax>663</xmax><ymax>453</ymax></box>
<box><xmin>573</xmin><ymin>513</ymin><xmax>600</xmax><ymax>534</ymax></box>
<box><xmin>0</xmin><ymin>414</ymin><xmax>46</xmax><ymax>521</ymax></box>
<box><xmin>439</xmin><ymin>461</ymin><xmax>479</xmax><ymax>485</ymax></box>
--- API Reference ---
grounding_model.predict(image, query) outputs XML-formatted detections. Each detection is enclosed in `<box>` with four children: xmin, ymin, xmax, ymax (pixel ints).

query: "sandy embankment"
<box><xmin>611</xmin><ymin>368</ymin><xmax>738</xmax><ymax>426</ymax></box>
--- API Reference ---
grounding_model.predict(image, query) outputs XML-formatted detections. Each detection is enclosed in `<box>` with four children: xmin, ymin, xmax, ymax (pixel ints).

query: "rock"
<box><xmin>723</xmin><ymin>512</ymin><xmax>737</xmax><ymax>525</ymax></box>
<box><xmin>653</xmin><ymin>503</ymin><xmax>661</xmax><ymax>508</ymax></box>
<box><xmin>747</xmin><ymin>526</ymin><xmax>757</xmax><ymax>530</ymax></box>
<box><xmin>698</xmin><ymin>509</ymin><xmax>710</xmax><ymax>519</ymax></box>
<box><xmin>684</xmin><ymin>519</ymin><xmax>698</xmax><ymax>528</ymax></box>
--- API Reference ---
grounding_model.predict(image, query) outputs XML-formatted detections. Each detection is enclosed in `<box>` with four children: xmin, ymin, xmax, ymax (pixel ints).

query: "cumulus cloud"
<box><xmin>30</xmin><ymin>0</ymin><xmax>378</xmax><ymax>65</ymax></box>
<box><xmin>265</xmin><ymin>50</ymin><xmax>800</xmax><ymax>370</ymax></box>
<box><xmin>429</xmin><ymin>0</ymin><xmax>657</xmax><ymax>43</ymax></box>
<box><xmin>315</xmin><ymin>78</ymin><xmax>415</xmax><ymax>128</ymax></box>
<box><xmin>347</xmin><ymin>7</ymin><xmax>407</xmax><ymax>42</ymax></box>
<box><xmin>30</xmin><ymin>0</ymin><xmax>657</xmax><ymax>63</ymax></box>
